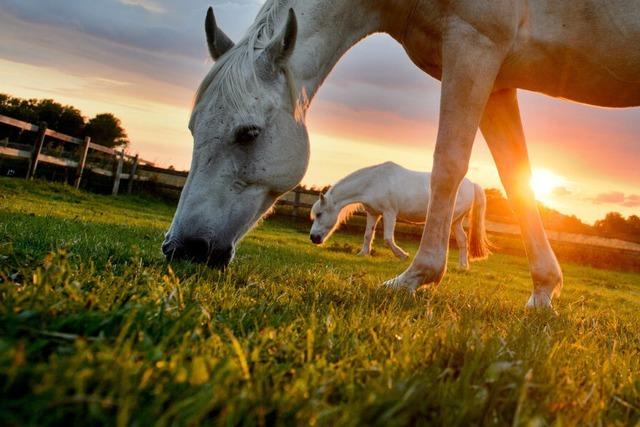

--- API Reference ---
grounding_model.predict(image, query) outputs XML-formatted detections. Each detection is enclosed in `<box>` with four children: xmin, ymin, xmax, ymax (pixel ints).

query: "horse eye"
<box><xmin>316</xmin><ymin>213</ymin><xmax>322</xmax><ymax>218</ymax></box>
<box><xmin>235</xmin><ymin>125</ymin><xmax>262</xmax><ymax>144</ymax></box>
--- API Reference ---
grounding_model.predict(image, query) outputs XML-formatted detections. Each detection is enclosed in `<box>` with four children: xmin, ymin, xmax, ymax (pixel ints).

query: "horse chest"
<box><xmin>394</xmin><ymin>2</ymin><xmax>445</xmax><ymax>81</ymax></box>
<box><xmin>401</xmin><ymin>34</ymin><xmax>443</xmax><ymax>81</ymax></box>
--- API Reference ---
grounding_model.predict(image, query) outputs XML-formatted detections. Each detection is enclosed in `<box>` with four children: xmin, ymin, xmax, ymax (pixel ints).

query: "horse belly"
<box><xmin>500</xmin><ymin>0</ymin><xmax>640</xmax><ymax>107</ymax></box>
<box><xmin>397</xmin><ymin>205</ymin><xmax>429</xmax><ymax>224</ymax></box>
<box><xmin>395</xmin><ymin>178</ymin><xmax>430</xmax><ymax>223</ymax></box>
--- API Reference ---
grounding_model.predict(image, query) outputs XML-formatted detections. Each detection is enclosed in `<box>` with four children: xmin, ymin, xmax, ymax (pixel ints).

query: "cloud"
<box><xmin>0</xmin><ymin>0</ymin><xmax>442</xmax><ymax>122</ymax></box>
<box><xmin>0</xmin><ymin>0</ymin><xmax>219</xmax><ymax>59</ymax></box>
<box><xmin>623</xmin><ymin>194</ymin><xmax>640</xmax><ymax>207</ymax></box>
<box><xmin>591</xmin><ymin>191</ymin><xmax>640</xmax><ymax>207</ymax></box>
<box><xmin>119</xmin><ymin>0</ymin><xmax>166</xmax><ymax>14</ymax></box>
<box><xmin>552</xmin><ymin>186</ymin><xmax>572</xmax><ymax>197</ymax></box>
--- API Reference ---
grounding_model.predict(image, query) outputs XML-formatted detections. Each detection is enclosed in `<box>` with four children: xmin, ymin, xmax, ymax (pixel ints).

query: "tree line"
<box><xmin>0</xmin><ymin>94</ymin><xmax>128</xmax><ymax>148</ymax></box>
<box><xmin>485</xmin><ymin>188</ymin><xmax>640</xmax><ymax>243</ymax></box>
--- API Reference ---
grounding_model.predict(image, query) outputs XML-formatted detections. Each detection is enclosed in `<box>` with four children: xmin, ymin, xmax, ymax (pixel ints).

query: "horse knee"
<box><xmin>431</xmin><ymin>156</ymin><xmax>468</xmax><ymax>193</ymax></box>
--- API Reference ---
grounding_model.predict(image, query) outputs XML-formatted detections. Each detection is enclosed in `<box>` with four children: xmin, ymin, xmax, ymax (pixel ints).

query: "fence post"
<box><xmin>27</xmin><ymin>121</ymin><xmax>47</xmax><ymax>179</ymax></box>
<box><xmin>292</xmin><ymin>188</ymin><xmax>301</xmax><ymax>218</ymax></box>
<box><xmin>74</xmin><ymin>136</ymin><xmax>91</xmax><ymax>189</ymax></box>
<box><xmin>111</xmin><ymin>149</ymin><xmax>124</xmax><ymax>195</ymax></box>
<box><xmin>127</xmin><ymin>154</ymin><xmax>139</xmax><ymax>195</ymax></box>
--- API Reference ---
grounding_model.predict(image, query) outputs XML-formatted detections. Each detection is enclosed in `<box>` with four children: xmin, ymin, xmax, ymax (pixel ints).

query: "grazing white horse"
<box><xmin>309</xmin><ymin>162</ymin><xmax>490</xmax><ymax>269</ymax></box>
<box><xmin>163</xmin><ymin>0</ymin><xmax>640</xmax><ymax>308</ymax></box>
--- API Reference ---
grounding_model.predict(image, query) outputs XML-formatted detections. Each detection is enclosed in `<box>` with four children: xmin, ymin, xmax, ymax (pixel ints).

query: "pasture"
<box><xmin>0</xmin><ymin>178</ymin><xmax>639</xmax><ymax>426</ymax></box>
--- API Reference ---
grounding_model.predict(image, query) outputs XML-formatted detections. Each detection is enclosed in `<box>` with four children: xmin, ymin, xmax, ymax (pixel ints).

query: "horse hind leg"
<box><xmin>382</xmin><ymin>211</ymin><xmax>409</xmax><ymax>260</ymax></box>
<box><xmin>453</xmin><ymin>218</ymin><xmax>469</xmax><ymax>270</ymax></box>
<box><xmin>480</xmin><ymin>89</ymin><xmax>562</xmax><ymax>308</ymax></box>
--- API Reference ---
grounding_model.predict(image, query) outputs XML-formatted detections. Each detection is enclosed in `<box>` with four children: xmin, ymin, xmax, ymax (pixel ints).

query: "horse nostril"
<box><xmin>310</xmin><ymin>234</ymin><xmax>322</xmax><ymax>244</ymax></box>
<box><xmin>208</xmin><ymin>246</ymin><xmax>233</xmax><ymax>269</ymax></box>
<box><xmin>182</xmin><ymin>237</ymin><xmax>211</xmax><ymax>262</ymax></box>
<box><xmin>161</xmin><ymin>240</ymin><xmax>174</xmax><ymax>257</ymax></box>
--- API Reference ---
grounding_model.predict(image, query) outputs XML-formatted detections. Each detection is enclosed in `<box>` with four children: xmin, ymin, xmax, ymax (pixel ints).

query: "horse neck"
<box><xmin>327</xmin><ymin>170</ymin><xmax>372</xmax><ymax>210</ymax></box>
<box><xmin>288</xmin><ymin>0</ymin><xmax>409</xmax><ymax>106</ymax></box>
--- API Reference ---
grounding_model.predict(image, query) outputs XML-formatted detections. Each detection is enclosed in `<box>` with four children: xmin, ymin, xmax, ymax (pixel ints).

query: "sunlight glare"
<box><xmin>530</xmin><ymin>169</ymin><xmax>565</xmax><ymax>202</ymax></box>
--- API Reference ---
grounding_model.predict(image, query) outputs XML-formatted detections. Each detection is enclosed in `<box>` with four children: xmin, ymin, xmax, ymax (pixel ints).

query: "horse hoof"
<box><xmin>382</xmin><ymin>271</ymin><xmax>420</xmax><ymax>292</ymax></box>
<box><xmin>382</xmin><ymin>277</ymin><xmax>414</xmax><ymax>292</ymax></box>
<box><xmin>392</xmin><ymin>249</ymin><xmax>409</xmax><ymax>261</ymax></box>
<box><xmin>356</xmin><ymin>251</ymin><xmax>370</xmax><ymax>257</ymax></box>
<box><xmin>525</xmin><ymin>292</ymin><xmax>554</xmax><ymax>310</ymax></box>
<box><xmin>456</xmin><ymin>263</ymin><xmax>470</xmax><ymax>271</ymax></box>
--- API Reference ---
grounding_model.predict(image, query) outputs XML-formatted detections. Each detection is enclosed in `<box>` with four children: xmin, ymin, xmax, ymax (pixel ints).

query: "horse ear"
<box><xmin>319</xmin><ymin>193</ymin><xmax>326</xmax><ymax>204</ymax></box>
<box><xmin>265</xmin><ymin>8</ymin><xmax>297</xmax><ymax>66</ymax></box>
<box><xmin>205</xmin><ymin>7</ymin><xmax>234</xmax><ymax>60</ymax></box>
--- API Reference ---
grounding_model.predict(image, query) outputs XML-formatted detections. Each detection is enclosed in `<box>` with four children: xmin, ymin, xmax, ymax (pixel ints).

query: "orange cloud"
<box><xmin>591</xmin><ymin>192</ymin><xmax>640</xmax><ymax>208</ymax></box>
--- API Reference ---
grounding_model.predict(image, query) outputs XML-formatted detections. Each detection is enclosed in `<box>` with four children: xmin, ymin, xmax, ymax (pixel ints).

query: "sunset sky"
<box><xmin>0</xmin><ymin>0</ymin><xmax>638</xmax><ymax>223</ymax></box>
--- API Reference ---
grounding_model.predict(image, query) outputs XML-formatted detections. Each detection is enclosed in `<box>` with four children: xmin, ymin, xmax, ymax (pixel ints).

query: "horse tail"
<box><xmin>469</xmin><ymin>183</ymin><xmax>491</xmax><ymax>260</ymax></box>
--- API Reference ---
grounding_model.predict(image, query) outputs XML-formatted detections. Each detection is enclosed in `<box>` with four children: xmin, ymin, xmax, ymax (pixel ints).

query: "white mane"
<box><xmin>319</xmin><ymin>188</ymin><xmax>363</xmax><ymax>228</ymax></box>
<box><xmin>193</xmin><ymin>0</ymin><xmax>302</xmax><ymax>119</ymax></box>
<box><xmin>335</xmin><ymin>202</ymin><xmax>363</xmax><ymax>227</ymax></box>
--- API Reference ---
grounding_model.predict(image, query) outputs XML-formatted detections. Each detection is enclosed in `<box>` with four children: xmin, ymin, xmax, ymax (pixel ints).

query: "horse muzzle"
<box><xmin>162</xmin><ymin>237</ymin><xmax>234</xmax><ymax>269</ymax></box>
<box><xmin>310</xmin><ymin>233</ymin><xmax>323</xmax><ymax>245</ymax></box>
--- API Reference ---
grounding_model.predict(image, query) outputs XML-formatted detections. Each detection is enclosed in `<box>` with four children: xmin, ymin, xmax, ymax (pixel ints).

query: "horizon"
<box><xmin>0</xmin><ymin>0</ymin><xmax>638</xmax><ymax>224</ymax></box>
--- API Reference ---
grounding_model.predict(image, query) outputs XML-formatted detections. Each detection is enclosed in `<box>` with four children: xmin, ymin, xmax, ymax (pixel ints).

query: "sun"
<box><xmin>530</xmin><ymin>169</ymin><xmax>565</xmax><ymax>202</ymax></box>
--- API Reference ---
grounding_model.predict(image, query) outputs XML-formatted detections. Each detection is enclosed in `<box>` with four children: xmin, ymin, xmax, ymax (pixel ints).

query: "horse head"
<box><xmin>163</xmin><ymin>7</ymin><xmax>309</xmax><ymax>268</ymax></box>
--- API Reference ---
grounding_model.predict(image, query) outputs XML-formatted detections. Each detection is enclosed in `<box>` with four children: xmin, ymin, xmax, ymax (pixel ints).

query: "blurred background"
<box><xmin>0</xmin><ymin>0</ymin><xmax>639</xmax><ymax>223</ymax></box>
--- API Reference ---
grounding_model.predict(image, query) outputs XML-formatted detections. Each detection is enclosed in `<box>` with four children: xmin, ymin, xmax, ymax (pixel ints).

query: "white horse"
<box><xmin>163</xmin><ymin>0</ymin><xmax>640</xmax><ymax>308</ymax></box>
<box><xmin>309</xmin><ymin>162</ymin><xmax>490</xmax><ymax>269</ymax></box>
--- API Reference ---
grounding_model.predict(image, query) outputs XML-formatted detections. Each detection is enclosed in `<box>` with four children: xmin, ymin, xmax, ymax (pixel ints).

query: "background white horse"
<box><xmin>164</xmin><ymin>0</ymin><xmax>640</xmax><ymax>308</ymax></box>
<box><xmin>309</xmin><ymin>162</ymin><xmax>490</xmax><ymax>269</ymax></box>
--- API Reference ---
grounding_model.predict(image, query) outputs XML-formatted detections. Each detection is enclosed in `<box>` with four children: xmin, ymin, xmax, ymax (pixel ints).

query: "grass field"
<box><xmin>1</xmin><ymin>178</ymin><xmax>639</xmax><ymax>426</ymax></box>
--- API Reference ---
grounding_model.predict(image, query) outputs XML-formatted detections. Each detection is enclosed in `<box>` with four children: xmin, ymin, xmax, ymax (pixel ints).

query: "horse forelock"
<box><xmin>193</xmin><ymin>0</ymin><xmax>302</xmax><ymax>121</ymax></box>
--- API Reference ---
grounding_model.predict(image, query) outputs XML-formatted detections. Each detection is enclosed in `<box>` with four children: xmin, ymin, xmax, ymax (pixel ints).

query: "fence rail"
<box><xmin>0</xmin><ymin>114</ymin><xmax>39</xmax><ymax>132</ymax></box>
<box><xmin>0</xmin><ymin>113</ymin><xmax>187</xmax><ymax>192</ymax></box>
<box><xmin>1</xmin><ymin>113</ymin><xmax>639</xmax><ymax>254</ymax></box>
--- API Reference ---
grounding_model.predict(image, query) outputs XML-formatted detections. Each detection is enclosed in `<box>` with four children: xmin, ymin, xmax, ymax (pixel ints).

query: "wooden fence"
<box><xmin>1</xmin><ymin>113</ymin><xmax>639</xmax><ymax>255</ymax></box>
<box><xmin>0</xmin><ymin>114</ymin><xmax>187</xmax><ymax>194</ymax></box>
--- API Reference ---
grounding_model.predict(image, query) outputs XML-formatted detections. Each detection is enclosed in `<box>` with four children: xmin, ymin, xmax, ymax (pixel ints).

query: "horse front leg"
<box><xmin>384</xmin><ymin>28</ymin><xmax>505</xmax><ymax>291</ymax></box>
<box><xmin>480</xmin><ymin>89</ymin><xmax>563</xmax><ymax>308</ymax></box>
<box><xmin>358</xmin><ymin>212</ymin><xmax>380</xmax><ymax>256</ymax></box>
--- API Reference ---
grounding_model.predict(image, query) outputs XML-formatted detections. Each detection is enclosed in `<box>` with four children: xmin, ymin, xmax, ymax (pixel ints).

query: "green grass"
<box><xmin>1</xmin><ymin>177</ymin><xmax>639</xmax><ymax>426</ymax></box>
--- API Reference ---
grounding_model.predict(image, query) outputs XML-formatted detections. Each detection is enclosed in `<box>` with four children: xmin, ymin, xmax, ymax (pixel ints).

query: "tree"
<box><xmin>35</xmin><ymin>99</ymin><xmax>64</xmax><ymax>128</ymax></box>
<box><xmin>594</xmin><ymin>212</ymin><xmax>627</xmax><ymax>235</ymax></box>
<box><xmin>539</xmin><ymin>205</ymin><xmax>591</xmax><ymax>234</ymax></box>
<box><xmin>84</xmin><ymin>113</ymin><xmax>129</xmax><ymax>148</ymax></box>
<box><xmin>0</xmin><ymin>94</ymin><xmax>38</xmax><ymax>124</ymax></box>
<box><xmin>56</xmin><ymin>105</ymin><xmax>85</xmax><ymax>136</ymax></box>
<box><xmin>0</xmin><ymin>94</ymin><xmax>86</xmax><ymax>136</ymax></box>
<box><xmin>484</xmin><ymin>188</ymin><xmax>516</xmax><ymax>223</ymax></box>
